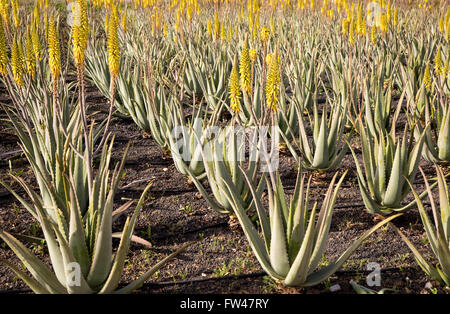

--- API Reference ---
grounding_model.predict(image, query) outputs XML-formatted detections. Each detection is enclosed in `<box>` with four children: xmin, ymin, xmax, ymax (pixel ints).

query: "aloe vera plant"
<box><xmin>0</xmin><ymin>138</ymin><xmax>192</xmax><ymax>294</ymax></box>
<box><xmin>412</xmin><ymin>84</ymin><xmax>450</xmax><ymax>165</ymax></box>
<box><xmin>166</xmin><ymin>101</ymin><xmax>210</xmax><ymax>180</ymax></box>
<box><xmin>276</xmin><ymin>82</ymin><xmax>298</xmax><ymax>142</ymax></box>
<box><xmin>285</xmin><ymin>46</ymin><xmax>321</xmax><ymax>114</ymax></box>
<box><xmin>239</xmin><ymin>80</ymin><xmax>264</xmax><ymax>126</ymax></box>
<box><xmin>182</xmin><ymin>42</ymin><xmax>230</xmax><ymax>103</ymax></box>
<box><xmin>182</xmin><ymin>125</ymin><xmax>265</xmax><ymax>215</ymax></box>
<box><xmin>363</xmin><ymin>62</ymin><xmax>398</xmax><ymax>137</ymax></box>
<box><xmin>350</xmin><ymin>119</ymin><xmax>432</xmax><ymax>215</ymax></box>
<box><xmin>85</xmin><ymin>44</ymin><xmax>129</xmax><ymax>115</ymax></box>
<box><xmin>396</xmin><ymin>36</ymin><xmax>438</xmax><ymax>111</ymax></box>
<box><xmin>115</xmin><ymin>64</ymin><xmax>174</xmax><ymax>150</ymax></box>
<box><xmin>187</xmin><ymin>50</ymin><xmax>230</xmax><ymax>110</ymax></box>
<box><xmin>223</xmin><ymin>167</ymin><xmax>401</xmax><ymax>286</ymax></box>
<box><xmin>281</xmin><ymin>100</ymin><xmax>349</xmax><ymax>171</ymax></box>
<box><xmin>1</xmin><ymin>61</ymin><xmax>105</xmax><ymax>219</ymax></box>
<box><xmin>391</xmin><ymin>166</ymin><xmax>450</xmax><ymax>287</ymax></box>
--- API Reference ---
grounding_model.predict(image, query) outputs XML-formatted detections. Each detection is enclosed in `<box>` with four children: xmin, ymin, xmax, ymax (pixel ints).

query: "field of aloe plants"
<box><xmin>0</xmin><ymin>0</ymin><xmax>448</xmax><ymax>295</ymax></box>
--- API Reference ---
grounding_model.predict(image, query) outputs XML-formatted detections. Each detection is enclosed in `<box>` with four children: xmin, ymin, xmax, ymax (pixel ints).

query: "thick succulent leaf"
<box><xmin>391</xmin><ymin>223</ymin><xmax>443</xmax><ymax>282</ymax></box>
<box><xmin>269</xmin><ymin>191</ymin><xmax>290</xmax><ymax>277</ymax></box>
<box><xmin>87</xmin><ymin>190</ymin><xmax>114</xmax><ymax>287</ymax></box>
<box><xmin>308</xmin><ymin>172</ymin><xmax>347</xmax><ymax>272</ymax></box>
<box><xmin>312</xmin><ymin>111</ymin><xmax>329</xmax><ymax>169</ymax></box>
<box><xmin>438</xmin><ymin>106</ymin><xmax>450</xmax><ymax>161</ymax></box>
<box><xmin>0</xmin><ymin>259</ymin><xmax>50</xmax><ymax>294</ymax></box>
<box><xmin>239</xmin><ymin>167</ymin><xmax>271</xmax><ymax>249</ymax></box>
<box><xmin>100</xmin><ymin>184</ymin><xmax>152</xmax><ymax>293</ymax></box>
<box><xmin>283</xmin><ymin>203</ymin><xmax>318</xmax><ymax>286</ymax></box>
<box><xmin>0</xmin><ymin>230</ymin><xmax>67</xmax><ymax>294</ymax></box>
<box><xmin>51</xmin><ymin>223</ymin><xmax>94</xmax><ymax>294</ymax></box>
<box><xmin>220</xmin><ymin>178</ymin><xmax>281</xmax><ymax>279</ymax></box>
<box><xmin>383</xmin><ymin>143</ymin><xmax>403</xmax><ymax>207</ymax></box>
<box><xmin>67</xmin><ymin>179</ymin><xmax>90</xmax><ymax>277</ymax></box>
<box><xmin>0</xmin><ymin>179</ymin><xmax>37</xmax><ymax>219</ymax></box>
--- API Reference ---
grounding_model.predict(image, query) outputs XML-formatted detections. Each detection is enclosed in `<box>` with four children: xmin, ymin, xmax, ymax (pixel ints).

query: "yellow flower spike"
<box><xmin>266</xmin><ymin>53</ymin><xmax>273</xmax><ymax>67</ymax></box>
<box><xmin>249</xmin><ymin>48</ymin><xmax>257</xmax><ymax>62</ymax></box>
<box><xmin>270</xmin><ymin>15</ymin><xmax>275</xmax><ymax>33</ymax></box>
<box><xmin>72</xmin><ymin>13</ymin><xmax>84</xmax><ymax>66</ymax></box>
<box><xmin>348</xmin><ymin>18</ymin><xmax>355</xmax><ymax>45</ymax></box>
<box><xmin>121</xmin><ymin>11</ymin><xmax>127</xmax><ymax>33</ymax></box>
<box><xmin>229</xmin><ymin>55</ymin><xmax>241</xmax><ymax>114</ymax></box>
<box><xmin>393</xmin><ymin>7</ymin><xmax>398</xmax><ymax>26</ymax></box>
<box><xmin>434</xmin><ymin>47</ymin><xmax>443</xmax><ymax>76</ymax></box>
<box><xmin>356</xmin><ymin>3</ymin><xmax>363</xmax><ymax>34</ymax></box>
<box><xmin>446</xmin><ymin>18</ymin><xmax>450</xmax><ymax>42</ymax></box>
<box><xmin>386</xmin><ymin>0</ymin><xmax>391</xmax><ymax>23</ymax></box>
<box><xmin>260</xmin><ymin>26</ymin><xmax>269</xmax><ymax>42</ymax></box>
<box><xmin>25</xmin><ymin>29</ymin><xmax>36</xmax><ymax>80</ymax></box>
<box><xmin>78</xmin><ymin>0</ymin><xmax>89</xmax><ymax>50</ymax></box>
<box><xmin>32</xmin><ymin>24</ymin><xmax>42</xmax><ymax>61</ymax></box>
<box><xmin>227</xmin><ymin>25</ymin><xmax>232</xmax><ymax>42</ymax></box>
<box><xmin>327</xmin><ymin>9</ymin><xmax>333</xmax><ymax>19</ymax></box>
<box><xmin>266</xmin><ymin>50</ymin><xmax>280</xmax><ymax>112</ymax></box>
<box><xmin>107</xmin><ymin>10</ymin><xmax>120</xmax><ymax>77</ymax></box>
<box><xmin>445</xmin><ymin>8</ymin><xmax>450</xmax><ymax>30</ymax></box>
<box><xmin>48</xmin><ymin>16</ymin><xmax>61</xmax><ymax>80</ymax></box>
<box><xmin>443</xmin><ymin>58</ymin><xmax>449</xmax><ymax>79</ymax></box>
<box><xmin>220</xmin><ymin>22</ymin><xmax>225</xmax><ymax>41</ymax></box>
<box><xmin>12</xmin><ymin>0</ymin><xmax>19</xmax><ymax>28</ymax></box>
<box><xmin>370</xmin><ymin>24</ymin><xmax>377</xmax><ymax>45</ymax></box>
<box><xmin>380</xmin><ymin>13</ymin><xmax>387</xmax><ymax>33</ymax></box>
<box><xmin>1</xmin><ymin>0</ymin><xmax>10</xmax><ymax>29</ymax></box>
<box><xmin>423</xmin><ymin>63</ymin><xmax>432</xmax><ymax>91</ymax></box>
<box><xmin>0</xmin><ymin>19</ymin><xmax>7</xmax><ymax>75</ymax></box>
<box><xmin>214</xmin><ymin>11</ymin><xmax>220</xmax><ymax>41</ymax></box>
<box><xmin>342</xmin><ymin>18</ymin><xmax>349</xmax><ymax>35</ymax></box>
<box><xmin>239</xmin><ymin>36</ymin><xmax>251</xmax><ymax>94</ymax></box>
<box><xmin>105</xmin><ymin>13</ymin><xmax>109</xmax><ymax>34</ymax></box>
<box><xmin>11</xmin><ymin>35</ymin><xmax>23</xmax><ymax>87</ymax></box>
<box><xmin>43</xmin><ymin>9</ymin><xmax>49</xmax><ymax>40</ymax></box>
<box><xmin>207</xmin><ymin>18</ymin><xmax>212</xmax><ymax>38</ymax></box>
<box><xmin>33</xmin><ymin>1</ymin><xmax>39</xmax><ymax>21</ymax></box>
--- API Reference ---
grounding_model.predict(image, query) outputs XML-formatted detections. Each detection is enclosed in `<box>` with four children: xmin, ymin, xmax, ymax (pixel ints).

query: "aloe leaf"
<box><xmin>0</xmin><ymin>230</ymin><xmax>66</xmax><ymax>294</ymax></box>
<box><xmin>239</xmin><ymin>166</ymin><xmax>271</xmax><ymax>248</ymax></box>
<box><xmin>67</xmin><ymin>177</ymin><xmax>90</xmax><ymax>277</ymax></box>
<box><xmin>308</xmin><ymin>172</ymin><xmax>347</xmax><ymax>272</ymax></box>
<box><xmin>283</xmin><ymin>202</ymin><xmax>318</xmax><ymax>286</ymax></box>
<box><xmin>220</xmin><ymin>177</ymin><xmax>280</xmax><ymax>279</ymax></box>
<box><xmin>383</xmin><ymin>143</ymin><xmax>402</xmax><ymax>207</ymax></box>
<box><xmin>86</xmin><ymin>190</ymin><xmax>114</xmax><ymax>287</ymax></box>
<box><xmin>269</xmin><ymin>189</ymin><xmax>290</xmax><ymax>277</ymax></box>
<box><xmin>51</xmin><ymin>222</ymin><xmax>94</xmax><ymax>294</ymax></box>
<box><xmin>391</xmin><ymin>223</ymin><xmax>442</xmax><ymax>282</ymax></box>
<box><xmin>0</xmin><ymin>259</ymin><xmax>50</xmax><ymax>294</ymax></box>
<box><xmin>312</xmin><ymin>110</ymin><xmax>329</xmax><ymax>169</ymax></box>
